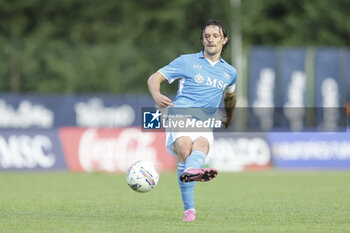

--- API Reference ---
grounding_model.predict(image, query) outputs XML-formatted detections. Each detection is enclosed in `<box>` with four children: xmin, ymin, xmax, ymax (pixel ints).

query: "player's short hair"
<box><xmin>200</xmin><ymin>19</ymin><xmax>229</xmax><ymax>55</ymax></box>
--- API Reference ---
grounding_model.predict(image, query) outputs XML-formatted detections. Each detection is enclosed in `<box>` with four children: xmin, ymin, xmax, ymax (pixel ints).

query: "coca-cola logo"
<box><xmin>78</xmin><ymin>128</ymin><xmax>157</xmax><ymax>172</ymax></box>
<box><xmin>0</xmin><ymin>134</ymin><xmax>56</xmax><ymax>168</ymax></box>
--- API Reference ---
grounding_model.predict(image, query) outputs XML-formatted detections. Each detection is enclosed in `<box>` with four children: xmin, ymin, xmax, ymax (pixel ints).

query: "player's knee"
<box><xmin>174</xmin><ymin>137</ymin><xmax>192</xmax><ymax>161</ymax></box>
<box><xmin>175</xmin><ymin>146</ymin><xmax>191</xmax><ymax>160</ymax></box>
<box><xmin>192</xmin><ymin>137</ymin><xmax>209</xmax><ymax>154</ymax></box>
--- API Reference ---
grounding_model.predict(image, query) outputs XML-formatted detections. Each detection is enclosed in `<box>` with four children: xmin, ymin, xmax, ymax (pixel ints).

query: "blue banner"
<box><xmin>0</xmin><ymin>94</ymin><xmax>155</xmax><ymax>129</ymax></box>
<box><xmin>315</xmin><ymin>48</ymin><xmax>341</xmax><ymax>107</ymax></box>
<box><xmin>268</xmin><ymin>131</ymin><xmax>350</xmax><ymax>169</ymax></box>
<box><xmin>248</xmin><ymin>47</ymin><xmax>277</xmax><ymax>130</ymax></box>
<box><xmin>280</xmin><ymin>49</ymin><xmax>307</xmax><ymax>130</ymax></box>
<box><xmin>314</xmin><ymin>48</ymin><xmax>343</xmax><ymax>130</ymax></box>
<box><xmin>0</xmin><ymin>130</ymin><xmax>66</xmax><ymax>170</ymax></box>
<box><xmin>281</xmin><ymin>48</ymin><xmax>307</xmax><ymax>106</ymax></box>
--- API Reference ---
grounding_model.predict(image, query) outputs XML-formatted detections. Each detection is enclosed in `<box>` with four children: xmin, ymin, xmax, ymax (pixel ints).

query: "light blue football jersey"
<box><xmin>158</xmin><ymin>51</ymin><xmax>237</xmax><ymax>108</ymax></box>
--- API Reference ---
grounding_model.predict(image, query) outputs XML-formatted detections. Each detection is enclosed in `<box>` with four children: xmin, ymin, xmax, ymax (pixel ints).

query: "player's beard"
<box><xmin>205</xmin><ymin>45</ymin><xmax>221</xmax><ymax>57</ymax></box>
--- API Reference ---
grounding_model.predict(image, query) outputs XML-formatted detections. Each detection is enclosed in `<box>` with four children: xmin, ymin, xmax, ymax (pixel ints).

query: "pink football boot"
<box><xmin>180</xmin><ymin>168</ymin><xmax>218</xmax><ymax>183</ymax></box>
<box><xmin>183</xmin><ymin>209</ymin><xmax>196</xmax><ymax>222</ymax></box>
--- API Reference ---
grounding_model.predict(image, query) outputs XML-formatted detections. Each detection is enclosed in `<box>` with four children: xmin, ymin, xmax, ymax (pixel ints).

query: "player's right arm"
<box><xmin>147</xmin><ymin>72</ymin><xmax>174</xmax><ymax>108</ymax></box>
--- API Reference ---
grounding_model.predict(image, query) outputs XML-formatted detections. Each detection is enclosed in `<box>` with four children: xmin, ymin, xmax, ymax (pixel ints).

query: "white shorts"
<box><xmin>165</xmin><ymin>131</ymin><xmax>214</xmax><ymax>156</ymax></box>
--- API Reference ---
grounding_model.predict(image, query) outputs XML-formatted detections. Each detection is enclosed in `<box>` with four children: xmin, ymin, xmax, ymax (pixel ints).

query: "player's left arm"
<box><xmin>222</xmin><ymin>90</ymin><xmax>236</xmax><ymax>128</ymax></box>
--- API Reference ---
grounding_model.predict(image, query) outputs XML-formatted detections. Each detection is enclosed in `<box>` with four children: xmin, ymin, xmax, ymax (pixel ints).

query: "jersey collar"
<box><xmin>198</xmin><ymin>50</ymin><xmax>224</xmax><ymax>63</ymax></box>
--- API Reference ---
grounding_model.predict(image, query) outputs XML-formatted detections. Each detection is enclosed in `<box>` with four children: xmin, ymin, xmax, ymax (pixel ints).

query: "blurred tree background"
<box><xmin>0</xmin><ymin>0</ymin><xmax>349</xmax><ymax>94</ymax></box>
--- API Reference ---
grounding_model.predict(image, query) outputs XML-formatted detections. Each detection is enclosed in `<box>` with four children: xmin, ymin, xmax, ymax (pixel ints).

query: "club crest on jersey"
<box><xmin>194</xmin><ymin>74</ymin><xmax>205</xmax><ymax>84</ymax></box>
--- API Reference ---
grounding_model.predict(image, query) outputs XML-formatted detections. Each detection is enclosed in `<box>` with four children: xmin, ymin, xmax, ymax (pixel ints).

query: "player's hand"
<box><xmin>221</xmin><ymin>114</ymin><xmax>232</xmax><ymax>128</ymax></box>
<box><xmin>153</xmin><ymin>93</ymin><xmax>174</xmax><ymax>108</ymax></box>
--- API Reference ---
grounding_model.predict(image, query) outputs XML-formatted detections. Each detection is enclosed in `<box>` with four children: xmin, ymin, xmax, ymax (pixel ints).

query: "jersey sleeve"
<box><xmin>224</xmin><ymin>69</ymin><xmax>237</xmax><ymax>93</ymax></box>
<box><xmin>158</xmin><ymin>56</ymin><xmax>185</xmax><ymax>84</ymax></box>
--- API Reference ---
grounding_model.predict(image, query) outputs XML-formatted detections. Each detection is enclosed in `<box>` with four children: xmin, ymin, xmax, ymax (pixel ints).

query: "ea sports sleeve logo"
<box><xmin>143</xmin><ymin>110</ymin><xmax>162</xmax><ymax>129</ymax></box>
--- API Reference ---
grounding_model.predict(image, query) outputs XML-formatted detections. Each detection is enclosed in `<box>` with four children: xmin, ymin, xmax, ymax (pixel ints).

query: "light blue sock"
<box><xmin>184</xmin><ymin>150</ymin><xmax>207</xmax><ymax>170</ymax></box>
<box><xmin>178</xmin><ymin>162</ymin><xmax>195</xmax><ymax>210</ymax></box>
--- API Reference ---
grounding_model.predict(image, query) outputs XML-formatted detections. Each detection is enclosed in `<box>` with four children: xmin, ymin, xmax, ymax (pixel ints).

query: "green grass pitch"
<box><xmin>1</xmin><ymin>171</ymin><xmax>350</xmax><ymax>233</ymax></box>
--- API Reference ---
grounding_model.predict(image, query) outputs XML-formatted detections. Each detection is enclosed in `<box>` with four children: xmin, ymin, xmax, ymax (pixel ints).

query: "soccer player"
<box><xmin>147</xmin><ymin>20</ymin><xmax>237</xmax><ymax>222</ymax></box>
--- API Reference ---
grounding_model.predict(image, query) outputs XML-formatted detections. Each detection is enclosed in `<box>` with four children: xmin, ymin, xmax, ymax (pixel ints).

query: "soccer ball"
<box><xmin>126</xmin><ymin>160</ymin><xmax>159</xmax><ymax>193</ymax></box>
